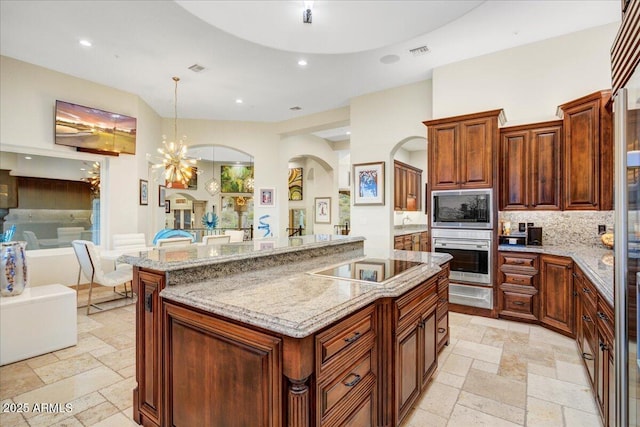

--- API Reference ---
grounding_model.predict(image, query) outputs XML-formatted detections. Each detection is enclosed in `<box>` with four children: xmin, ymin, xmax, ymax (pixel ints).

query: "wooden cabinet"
<box><xmin>596</xmin><ymin>298</ymin><xmax>615</xmax><ymax>426</ymax></box>
<box><xmin>436</xmin><ymin>264</ymin><xmax>449</xmax><ymax>352</ymax></box>
<box><xmin>164</xmin><ymin>301</ymin><xmax>282</xmax><ymax>427</ymax></box>
<box><xmin>539</xmin><ymin>255</ymin><xmax>574</xmax><ymax>336</ymax></box>
<box><xmin>0</xmin><ymin>170</ymin><xmax>18</xmax><ymax>209</ymax></box>
<box><xmin>17</xmin><ymin>176</ymin><xmax>92</xmax><ymax>209</ymax></box>
<box><xmin>394</xmin><ymin>231</ymin><xmax>428</xmax><ymax>252</ymax></box>
<box><xmin>499</xmin><ymin>121</ymin><xmax>562</xmax><ymax>210</ymax></box>
<box><xmin>558</xmin><ymin>90</ymin><xmax>613</xmax><ymax>211</ymax></box>
<box><xmin>393</xmin><ymin>276</ymin><xmax>438</xmax><ymax>424</ymax></box>
<box><xmin>315</xmin><ymin>305</ymin><xmax>377</xmax><ymax>427</ymax></box>
<box><xmin>497</xmin><ymin>252</ymin><xmax>540</xmax><ymax>322</ymax></box>
<box><xmin>133</xmin><ymin>269</ymin><xmax>165</xmax><ymax>426</ymax></box>
<box><xmin>424</xmin><ymin>109</ymin><xmax>503</xmax><ymax>190</ymax></box>
<box><xmin>394</xmin><ymin>161</ymin><xmax>422</xmax><ymax>211</ymax></box>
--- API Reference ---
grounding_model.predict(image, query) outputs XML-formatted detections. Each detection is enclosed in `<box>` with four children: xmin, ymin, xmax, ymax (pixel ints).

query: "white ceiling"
<box><xmin>0</xmin><ymin>0</ymin><xmax>621</xmax><ymax>130</ymax></box>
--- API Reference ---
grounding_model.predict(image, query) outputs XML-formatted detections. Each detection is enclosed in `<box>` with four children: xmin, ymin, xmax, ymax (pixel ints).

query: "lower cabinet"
<box><xmin>539</xmin><ymin>254</ymin><xmax>574</xmax><ymax>335</ymax></box>
<box><xmin>394</xmin><ymin>275</ymin><xmax>438</xmax><ymax>425</ymax></box>
<box><xmin>497</xmin><ymin>252</ymin><xmax>539</xmax><ymax>322</ymax></box>
<box><xmin>596</xmin><ymin>298</ymin><xmax>615</xmax><ymax>427</ymax></box>
<box><xmin>394</xmin><ymin>231</ymin><xmax>429</xmax><ymax>251</ymax></box>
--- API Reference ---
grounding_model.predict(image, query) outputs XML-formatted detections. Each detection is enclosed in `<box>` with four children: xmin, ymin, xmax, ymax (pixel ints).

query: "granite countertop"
<box><xmin>393</xmin><ymin>224</ymin><xmax>429</xmax><ymax>236</ymax></box>
<box><xmin>498</xmin><ymin>244</ymin><xmax>614</xmax><ymax>306</ymax></box>
<box><xmin>119</xmin><ymin>234</ymin><xmax>365</xmax><ymax>272</ymax></box>
<box><xmin>160</xmin><ymin>250</ymin><xmax>452</xmax><ymax>338</ymax></box>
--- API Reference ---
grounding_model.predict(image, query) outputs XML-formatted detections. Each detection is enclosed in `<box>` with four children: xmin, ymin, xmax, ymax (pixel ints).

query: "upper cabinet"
<box><xmin>558</xmin><ymin>90</ymin><xmax>613</xmax><ymax>211</ymax></box>
<box><xmin>424</xmin><ymin>110</ymin><xmax>504</xmax><ymax>190</ymax></box>
<box><xmin>499</xmin><ymin>121</ymin><xmax>562</xmax><ymax>211</ymax></box>
<box><xmin>394</xmin><ymin>160</ymin><xmax>422</xmax><ymax>211</ymax></box>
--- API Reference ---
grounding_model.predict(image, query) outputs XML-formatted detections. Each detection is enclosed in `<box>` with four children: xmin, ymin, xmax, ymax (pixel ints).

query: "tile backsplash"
<box><xmin>499</xmin><ymin>210</ymin><xmax>614</xmax><ymax>247</ymax></box>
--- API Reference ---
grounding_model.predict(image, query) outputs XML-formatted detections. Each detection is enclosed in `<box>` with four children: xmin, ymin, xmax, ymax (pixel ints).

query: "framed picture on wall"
<box><xmin>314</xmin><ymin>197</ymin><xmax>331</xmax><ymax>224</ymax></box>
<box><xmin>158</xmin><ymin>185</ymin><xmax>166</xmax><ymax>207</ymax></box>
<box><xmin>258</xmin><ymin>188</ymin><xmax>275</xmax><ymax>207</ymax></box>
<box><xmin>353</xmin><ymin>162</ymin><xmax>385</xmax><ymax>205</ymax></box>
<box><xmin>288</xmin><ymin>167</ymin><xmax>303</xmax><ymax>200</ymax></box>
<box><xmin>139</xmin><ymin>179</ymin><xmax>148</xmax><ymax>205</ymax></box>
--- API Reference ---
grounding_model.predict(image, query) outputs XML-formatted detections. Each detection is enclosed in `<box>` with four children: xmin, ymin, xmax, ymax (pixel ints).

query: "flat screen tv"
<box><xmin>55</xmin><ymin>100</ymin><xmax>137</xmax><ymax>155</ymax></box>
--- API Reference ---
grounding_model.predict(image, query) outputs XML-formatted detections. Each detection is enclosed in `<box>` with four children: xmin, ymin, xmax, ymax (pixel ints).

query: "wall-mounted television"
<box><xmin>55</xmin><ymin>100</ymin><xmax>137</xmax><ymax>156</ymax></box>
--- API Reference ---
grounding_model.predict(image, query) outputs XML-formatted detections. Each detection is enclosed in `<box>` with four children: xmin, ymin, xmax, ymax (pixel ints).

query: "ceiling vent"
<box><xmin>289</xmin><ymin>106</ymin><xmax>302</xmax><ymax>111</ymax></box>
<box><xmin>409</xmin><ymin>45</ymin><xmax>430</xmax><ymax>56</ymax></box>
<box><xmin>188</xmin><ymin>64</ymin><xmax>205</xmax><ymax>73</ymax></box>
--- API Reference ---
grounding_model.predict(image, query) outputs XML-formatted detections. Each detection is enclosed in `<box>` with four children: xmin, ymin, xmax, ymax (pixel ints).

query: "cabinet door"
<box><xmin>394</xmin><ymin>236</ymin><xmax>404</xmax><ymax>250</ymax></box>
<box><xmin>529</xmin><ymin>125</ymin><xmax>562</xmax><ymax>210</ymax></box>
<box><xmin>420</xmin><ymin>309</ymin><xmax>437</xmax><ymax>389</ymax></box>
<box><xmin>395</xmin><ymin>322</ymin><xmax>420</xmax><ymax>423</ymax></box>
<box><xmin>429</xmin><ymin>123</ymin><xmax>459</xmax><ymax>190</ymax></box>
<box><xmin>597</xmin><ymin>332</ymin><xmax>607</xmax><ymax>418</ymax></box>
<box><xmin>500</xmin><ymin>129</ymin><xmax>529</xmax><ymax>210</ymax></box>
<box><xmin>164</xmin><ymin>302</ymin><xmax>282</xmax><ymax>427</ymax></box>
<box><xmin>405</xmin><ymin>169</ymin><xmax>419</xmax><ymax>211</ymax></box>
<box><xmin>581</xmin><ymin>313</ymin><xmax>597</xmax><ymax>388</ymax></box>
<box><xmin>607</xmin><ymin>350</ymin><xmax>614</xmax><ymax>427</ymax></box>
<box><xmin>459</xmin><ymin>117</ymin><xmax>494</xmax><ymax>188</ymax></box>
<box><xmin>394</xmin><ymin>164</ymin><xmax>406</xmax><ymax>210</ymax></box>
<box><xmin>539</xmin><ymin>255</ymin><xmax>574</xmax><ymax>335</ymax></box>
<box><xmin>563</xmin><ymin>99</ymin><xmax>600</xmax><ymax>210</ymax></box>
<box><xmin>134</xmin><ymin>270</ymin><xmax>165</xmax><ymax>426</ymax></box>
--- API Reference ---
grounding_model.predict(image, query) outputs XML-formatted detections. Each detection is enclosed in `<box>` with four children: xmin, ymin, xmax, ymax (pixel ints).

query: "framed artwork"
<box><xmin>314</xmin><ymin>197</ymin><xmax>331</xmax><ymax>224</ymax></box>
<box><xmin>354</xmin><ymin>261</ymin><xmax>385</xmax><ymax>283</ymax></box>
<box><xmin>158</xmin><ymin>185</ymin><xmax>166</xmax><ymax>207</ymax></box>
<box><xmin>139</xmin><ymin>179</ymin><xmax>148</xmax><ymax>205</ymax></box>
<box><xmin>288</xmin><ymin>167</ymin><xmax>303</xmax><ymax>200</ymax></box>
<box><xmin>258</xmin><ymin>187</ymin><xmax>275</xmax><ymax>207</ymax></box>
<box><xmin>353</xmin><ymin>161</ymin><xmax>385</xmax><ymax>205</ymax></box>
<box><xmin>165</xmin><ymin>200</ymin><xmax>171</xmax><ymax>213</ymax></box>
<box><xmin>221</xmin><ymin>165</ymin><xmax>254</xmax><ymax>193</ymax></box>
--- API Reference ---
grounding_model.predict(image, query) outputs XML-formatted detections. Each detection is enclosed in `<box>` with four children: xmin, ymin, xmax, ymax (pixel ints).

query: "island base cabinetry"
<box><xmin>133</xmin><ymin>262</ymin><xmax>450</xmax><ymax>427</ymax></box>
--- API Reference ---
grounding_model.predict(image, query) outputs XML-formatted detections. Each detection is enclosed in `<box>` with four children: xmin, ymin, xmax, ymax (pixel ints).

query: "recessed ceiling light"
<box><xmin>235</xmin><ymin>99</ymin><xmax>243</xmax><ymax>104</ymax></box>
<box><xmin>24</xmin><ymin>156</ymin><xmax>32</xmax><ymax>160</ymax></box>
<box><xmin>80</xmin><ymin>168</ymin><xmax>86</xmax><ymax>171</ymax></box>
<box><xmin>298</xmin><ymin>59</ymin><xmax>308</xmax><ymax>66</ymax></box>
<box><xmin>346</xmin><ymin>131</ymin><xmax>351</xmax><ymax>135</ymax></box>
<box><xmin>79</xmin><ymin>39</ymin><xmax>92</xmax><ymax>47</ymax></box>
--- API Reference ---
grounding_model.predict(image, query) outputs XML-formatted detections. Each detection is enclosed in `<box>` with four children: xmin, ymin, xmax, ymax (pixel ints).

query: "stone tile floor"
<box><xmin>1</xmin><ymin>298</ymin><xmax>603</xmax><ymax>426</ymax></box>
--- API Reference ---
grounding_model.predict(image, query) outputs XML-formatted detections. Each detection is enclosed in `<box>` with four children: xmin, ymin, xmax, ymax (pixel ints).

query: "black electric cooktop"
<box><xmin>312</xmin><ymin>258</ymin><xmax>423</xmax><ymax>283</ymax></box>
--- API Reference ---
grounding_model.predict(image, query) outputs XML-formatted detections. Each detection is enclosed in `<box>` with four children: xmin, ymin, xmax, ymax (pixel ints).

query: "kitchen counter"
<box><xmin>393</xmin><ymin>224</ymin><xmax>428</xmax><ymax>236</ymax></box>
<box><xmin>161</xmin><ymin>249</ymin><xmax>450</xmax><ymax>338</ymax></box>
<box><xmin>499</xmin><ymin>243</ymin><xmax>613</xmax><ymax>306</ymax></box>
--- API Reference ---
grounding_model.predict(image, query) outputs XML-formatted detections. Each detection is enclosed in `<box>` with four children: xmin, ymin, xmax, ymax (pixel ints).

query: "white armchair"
<box><xmin>71</xmin><ymin>240</ymin><xmax>134</xmax><ymax>315</ymax></box>
<box><xmin>224</xmin><ymin>230</ymin><xmax>245</xmax><ymax>243</ymax></box>
<box><xmin>156</xmin><ymin>236</ymin><xmax>193</xmax><ymax>247</ymax></box>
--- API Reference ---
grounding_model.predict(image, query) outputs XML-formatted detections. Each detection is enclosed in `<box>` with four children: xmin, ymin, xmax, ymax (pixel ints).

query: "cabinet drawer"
<box><xmin>597</xmin><ymin>299</ymin><xmax>614</xmax><ymax>341</ymax></box>
<box><xmin>316</xmin><ymin>305</ymin><xmax>375</xmax><ymax>372</ymax></box>
<box><xmin>501</xmin><ymin>253</ymin><xmax>539</xmax><ymax>268</ymax></box>
<box><xmin>582</xmin><ymin>303</ymin><xmax>597</xmax><ymax>339</ymax></box>
<box><xmin>503</xmin><ymin>272</ymin><xmax>535</xmax><ymax>287</ymax></box>
<box><xmin>395</xmin><ymin>277</ymin><xmax>437</xmax><ymax>331</ymax></box>
<box><xmin>319</xmin><ymin>351</ymin><xmax>373</xmax><ymax>419</ymax></box>
<box><xmin>437</xmin><ymin>313</ymin><xmax>448</xmax><ymax>349</ymax></box>
<box><xmin>437</xmin><ymin>265</ymin><xmax>450</xmax><ymax>283</ymax></box>
<box><xmin>501</xmin><ymin>291</ymin><xmax>536</xmax><ymax>320</ymax></box>
<box><xmin>578</xmin><ymin>274</ymin><xmax>597</xmax><ymax>308</ymax></box>
<box><xmin>341</xmin><ymin>387</ymin><xmax>375</xmax><ymax>427</ymax></box>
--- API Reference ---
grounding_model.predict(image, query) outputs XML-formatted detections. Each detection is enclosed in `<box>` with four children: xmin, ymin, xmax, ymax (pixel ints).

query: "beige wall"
<box><xmin>432</xmin><ymin>23</ymin><xmax>618</xmax><ymax>124</ymax></box>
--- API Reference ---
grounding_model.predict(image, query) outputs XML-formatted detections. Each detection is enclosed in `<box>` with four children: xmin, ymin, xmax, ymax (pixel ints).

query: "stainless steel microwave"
<box><xmin>431</xmin><ymin>189</ymin><xmax>493</xmax><ymax>229</ymax></box>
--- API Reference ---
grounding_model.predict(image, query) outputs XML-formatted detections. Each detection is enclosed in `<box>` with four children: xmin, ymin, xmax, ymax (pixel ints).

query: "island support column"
<box><xmin>283</xmin><ymin>335</ymin><xmax>315</xmax><ymax>426</ymax></box>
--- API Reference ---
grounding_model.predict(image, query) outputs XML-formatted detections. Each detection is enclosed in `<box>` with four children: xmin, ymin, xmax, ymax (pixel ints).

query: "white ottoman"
<box><xmin>0</xmin><ymin>284</ymin><xmax>77</xmax><ymax>365</ymax></box>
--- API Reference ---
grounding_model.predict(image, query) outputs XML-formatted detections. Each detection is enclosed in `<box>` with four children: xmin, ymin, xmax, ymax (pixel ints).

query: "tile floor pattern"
<box><xmin>1</xmin><ymin>302</ymin><xmax>602</xmax><ymax>426</ymax></box>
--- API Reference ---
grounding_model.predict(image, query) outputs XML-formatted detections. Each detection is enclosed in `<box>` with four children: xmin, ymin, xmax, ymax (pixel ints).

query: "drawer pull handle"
<box><xmin>582</xmin><ymin>315</ymin><xmax>592</xmax><ymax>323</ymax></box>
<box><xmin>513</xmin><ymin>260</ymin><xmax>525</xmax><ymax>264</ymax></box>
<box><xmin>597</xmin><ymin>312</ymin><xmax>609</xmax><ymax>321</ymax></box>
<box><xmin>512</xmin><ymin>301</ymin><xmax>525</xmax><ymax>306</ymax></box>
<box><xmin>599</xmin><ymin>341</ymin><xmax>609</xmax><ymax>351</ymax></box>
<box><xmin>343</xmin><ymin>332</ymin><xmax>361</xmax><ymax>344</ymax></box>
<box><xmin>582</xmin><ymin>287</ymin><xmax>591</xmax><ymax>294</ymax></box>
<box><xmin>437</xmin><ymin>327</ymin><xmax>446</xmax><ymax>333</ymax></box>
<box><xmin>343</xmin><ymin>373</ymin><xmax>362</xmax><ymax>387</ymax></box>
<box><xmin>582</xmin><ymin>352</ymin><xmax>594</xmax><ymax>361</ymax></box>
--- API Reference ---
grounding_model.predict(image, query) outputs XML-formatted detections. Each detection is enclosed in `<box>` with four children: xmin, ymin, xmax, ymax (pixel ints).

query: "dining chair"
<box><xmin>224</xmin><ymin>230</ymin><xmax>245</xmax><ymax>243</ymax></box>
<box><xmin>23</xmin><ymin>231</ymin><xmax>40</xmax><ymax>250</ymax></box>
<box><xmin>71</xmin><ymin>240</ymin><xmax>134</xmax><ymax>315</ymax></box>
<box><xmin>156</xmin><ymin>236</ymin><xmax>193</xmax><ymax>247</ymax></box>
<box><xmin>112</xmin><ymin>233</ymin><xmax>147</xmax><ymax>250</ymax></box>
<box><xmin>202</xmin><ymin>235</ymin><xmax>231</xmax><ymax>245</ymax></box>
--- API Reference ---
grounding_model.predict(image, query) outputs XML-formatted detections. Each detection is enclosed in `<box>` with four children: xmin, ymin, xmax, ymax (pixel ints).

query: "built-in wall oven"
<box><xmin>432</xmin><ymin>228</ymin><xmax>493</xmax><ymax>309</ymax></box>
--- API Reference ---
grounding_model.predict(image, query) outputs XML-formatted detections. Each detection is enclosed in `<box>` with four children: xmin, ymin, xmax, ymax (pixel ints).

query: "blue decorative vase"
<box><xmin>1</xmin><ymin>241</ymin><xmax>28</xmax><ymax>297</ymax></box>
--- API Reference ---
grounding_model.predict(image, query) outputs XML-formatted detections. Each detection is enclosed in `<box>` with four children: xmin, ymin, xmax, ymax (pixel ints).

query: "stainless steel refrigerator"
<box><xmin>614</xmin><ymin>62</ymin><xmax>640</xmax><ymax>427</ymax></box>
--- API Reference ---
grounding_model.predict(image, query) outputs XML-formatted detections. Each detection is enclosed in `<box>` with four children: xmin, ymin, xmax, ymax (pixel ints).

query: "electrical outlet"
<box><xmin>527</xmin><ymin>222</ymin><xmax>534</xmax><ymax>227</ymax></box>
<box><xmin>598</xmin><ymin>224</ymin><xmax>606</xmax><ymax>235</ymax></box>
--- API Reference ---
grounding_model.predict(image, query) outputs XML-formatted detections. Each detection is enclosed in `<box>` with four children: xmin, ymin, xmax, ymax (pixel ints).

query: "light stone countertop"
<box><xmin>498</xmin><ymin>244</ymin><xmax>614</xmax><ymax>306</ymax></box>
<box><xmin>393</xmin><ymin>225</ymin><xmax>429</xmax><ymax>236</ymax></box>
<box><xmin>160</xmin><ymin>250</ymin><xmax>452</xmax><ymax>338</ymax></box>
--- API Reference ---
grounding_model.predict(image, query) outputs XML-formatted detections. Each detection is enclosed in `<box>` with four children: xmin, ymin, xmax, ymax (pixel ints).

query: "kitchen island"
<box><xmin>122</xmin><ymin>235</ymin><xmax>451</xmax><ymax>427</ymax></box>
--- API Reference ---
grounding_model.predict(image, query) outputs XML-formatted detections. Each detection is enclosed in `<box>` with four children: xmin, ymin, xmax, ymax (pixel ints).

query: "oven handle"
<box><xmin>433</xmin><ymin>240</ymin><xmax>490</xmax><ymax>250</ymax></box>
